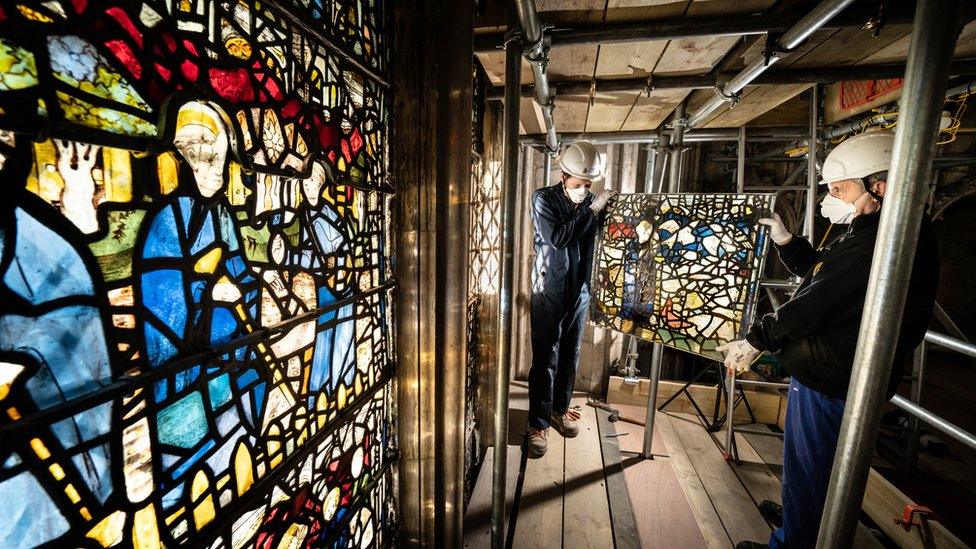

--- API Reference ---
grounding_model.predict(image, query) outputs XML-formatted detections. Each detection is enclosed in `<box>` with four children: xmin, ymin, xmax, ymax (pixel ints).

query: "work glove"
<box><xmin>715</xmin><ymin>339</ymin><xmax>761</xmax><ymax>374</ymax></box>
<box><xmin>758</xmin><ymin>213</ymin><xmax>793</xmax><ymax>245</ymax></box>
<box><xmin>590</xmin><ymin>188</ymin><xmax>617</xmax><ymax>213</ymax></box>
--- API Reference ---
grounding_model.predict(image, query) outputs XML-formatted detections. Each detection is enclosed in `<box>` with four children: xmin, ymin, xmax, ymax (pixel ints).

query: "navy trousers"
<box><xmin>528</xmin><ymin>291</ymin><xmax>588</xmax><ymax>429</ymax></box>
<box><xmin>769</xmin><ymin>378</ymin><xmax>846</xmax><ymax>549</ymax></box>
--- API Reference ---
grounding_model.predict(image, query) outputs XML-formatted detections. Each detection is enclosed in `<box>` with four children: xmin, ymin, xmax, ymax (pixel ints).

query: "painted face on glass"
<box><xmin>173</xmin><ymin>102</ymin><xmax>229</xmax><ymax>198</ymax></box>
<box><xmin>302</xmin><ymin>161</ymin><xmax>328</xmax><ymax>207</ymax></box>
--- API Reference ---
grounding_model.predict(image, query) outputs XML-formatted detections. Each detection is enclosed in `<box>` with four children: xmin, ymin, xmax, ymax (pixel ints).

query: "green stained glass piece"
<box><xmin>157</xmin><ymin>391</ymin><xmax>208</xmax><ymax>449</ymax></box>
<box><xmin>89</xmin><ymin>209</ymin><xmax>146</xmax><ymax>282</ymax></box>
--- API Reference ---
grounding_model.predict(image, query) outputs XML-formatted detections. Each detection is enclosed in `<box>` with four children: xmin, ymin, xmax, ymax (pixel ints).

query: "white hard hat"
<box><xmin>820</xmin><ymin>130</ymin><xmax>894</xmax><ymax>185</ymax></box>
<box><xmin>558</xmin><ymin>140</ymin><xmax>604</xmax><ymax>181</ymax></box>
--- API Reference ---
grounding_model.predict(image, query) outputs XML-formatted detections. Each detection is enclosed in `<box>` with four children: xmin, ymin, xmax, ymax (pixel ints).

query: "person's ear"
<box><xmin>874</xmin><ymin>180</ymin><xmax>887</xmax><ymax>197</ymax></box>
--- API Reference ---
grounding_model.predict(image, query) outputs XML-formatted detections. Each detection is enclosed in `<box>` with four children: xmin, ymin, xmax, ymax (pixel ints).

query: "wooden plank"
<box><xmin>462</xmin><ymin>446</ymin><xmax>523</xmax><ymax>548</ymax></box>
<box><xmin>513</xmin><ymin>404</ymin><xmax>566</xmax><ymax>548</ymax></box>
<box><xmin>668</xmin><ymin>412</ymin><xmax>772</xmax><ymax>544</ymax></box>
<box><xmin>622</xmin><ymin>88</ymin><xmax>689</xmax><ymax>131</ymax></box>
<box><xmin>607</xmin><ymin>376</ymin><xmax>785</xmax><ymax>425</ymax></box>
<box><xmin>564</xmin><ymin>396</ymin><xmax>615</xmax><ymax>548</ymax></box>
<box><xmin>606</xmin><ymin>402</ymin><xmax>669</xmax><ymax>456</ymax></box>
<box><xmin>728</xmin><ymin>432</ymin><xmax>783</xmax><ymax>508</ymax></box>
<box><xmin>623</xmin><ymin>455</ymin><xmax>708</xmax><ymax>548</ymax></box>
<box><xmin>595</xmin><ymin>41</ymin><xmax>668</xmax><ymax>78</ymax></box>
<box><xmin>554</xmin><ymin>95</ymin><xmax>590</xmax><ymax>133</ymax></box>
<box><xmin>863</xmin><ymin>468</ymin><xmax>969</xmax><ymax>549</ymax></box>
<box><xmin>654</xmin><ymin>36</ymin><xmax>740</xmax><ymax>75</ymax></box>
<box><xmin>596</xmin><ymin>407</ymin><xmax>642</xmax><ymax>549</ymax></box>
<box><xmin>656</xmin><ymin>412</ymin><xmax>733</xmax><ymax>549</ymax></box>
<box><xmin>739</xmin><ymin>423</ymin><xmax>785</xmax><ymax>471</ymax></box>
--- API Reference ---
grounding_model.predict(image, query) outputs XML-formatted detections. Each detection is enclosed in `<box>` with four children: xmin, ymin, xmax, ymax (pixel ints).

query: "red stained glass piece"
<box><xmin>71</xmin><ymin>0</ymin><xmax>87</xmax><ymax>13</ymax></box>
<box><xmin>341</xmin><ymin>139</ymin><xmax>352</xmax><ymax>163</ymax></box>
<box><xmin>328</xmin><ymin>150</ymin><xmax>338</xmax><ymax>164</ymax></box>
<box><xmin>155</xmin><ymin>63</ymin><xmax>171</xmax><ymax>82</ymax></box>
<box><xmin>106</xmin><ymin>39</ymin><xmax>142</xmax><ymax>79</ymax></box>
<box><xmin>183</xmin><ymin>39</ymin><xmax>198</xmax><ymax>57</ymax></box>
<box><xmin>162</xmin><ymin>33</ymin><xmax>177</xmax><ymax>53</ymax></box>
<box><xmin>209</xmin><ymin>68</ymin><xmax>255</xmax><ymax>102</ymax></box>
<box><xmin>106</xmin><ymin>7</ymin><xmax>143</xmax><ymax>48</ymax></box>
<box><xmin>181</xmin><ymin>59</ymin><xmax>199</xmax><ymax>82</ymax></box>
<box><xmin>350</xmin><ymin>128</ymin><xmax>363</xmax><ymax>156</ymax></box>
<box><xmin>319</xmin><ymin>124</ymin><xmax>340</xmax><ymax>150</ymax></box>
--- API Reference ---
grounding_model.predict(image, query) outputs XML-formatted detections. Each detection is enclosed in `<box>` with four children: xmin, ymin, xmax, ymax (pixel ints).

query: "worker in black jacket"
<box><xmin>527</xmin><ymin>140</ymin><xmax>616</xmax><ymax>458</ymax></box>
<box><xmin>722</xmin><ymin>131</ymin><xmax>940</xmax><ymax>549</ymax></box>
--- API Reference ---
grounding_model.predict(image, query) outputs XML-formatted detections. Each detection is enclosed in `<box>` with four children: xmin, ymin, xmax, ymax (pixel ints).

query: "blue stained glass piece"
<box><xmin>154</xmin><ymin>379</ymin><xmax>168</xmax><ymax>402</ymax></box>
<box><xmin>219</xmin><ymin>208</ymin><xmax>240</xmax><ymax>252</ymax></box>
<box><xmin>253</xmin><ymin>381</ymin><xmax>267</xmax><ymax>416</ymax></box>
<box><xmin>236</xmin><ymin>368</ymin><xmax>259</xmax><ymax>389</ymax></box>
<box><xmin>0</xmin><ymin>473</ymin><xmax>70</xmax><ymax>547</ymax></box>
<box><xmin>70</xmin><ymin>442</ymin><xmax>113</xmax><ymax>503</ymax></box>
<box><xmin>173</xmin><ymin>365</ymin><xmax>200</xmax><ymax>394</ymax></box>
<box><xmin>226</xmin><ymin>254</ymin><xmax>246</xmax><ymax>278</ymax></box>
<box><xmin>157</xmin><ymin>391</ymin><xmax>208</xmax><ymax>449</ymax></box>
<box><xmin>171</xmin><ymin>439</ymin><xmax>215</xmax><ymax>480</ymax></box>
<box><xmin>4</xmin><ymin>308</ymin><xmax>111</xmax><ymax>409</ymax></box>
<box><xmin>177</xmin><ymin>197</ymin><xmax>193</xmax><ymax>235</ymax></box>
<box><xmin>5</xmin><ymin>208</ymin><xmax>94</xmax><ymax>302</ymax></box>
<box><xmin>162</xmin><ymin>482</ymin><xmax>184</xmax><ymax>509</ymax></box>
<box><xmin>208</xmin><ymin>373</ymin><xmax>231</xmax><ymax>409</ymax></box>
<box><xmin>331</xmin><ymin>309</ymin><xmax>356</xmax><ymax>390</ymax></box>
<box><xmin>191</xmin><ymin>214</ymin><xmax>217</xmax><ymax>255</ymax></box>
<box><xmin>210</xmin><ymin>306</ymin><xmax>238</xmax><ymax>344</ymax></box>
<box><xmin>142</xmin><ymin>204</ymin><xmax>182</xmax><ymax>259</ymax></box>
<box><xmin>216</xmin><ymin>407</ymin><xmax>241</xmax><ymax>437</ymax></box>
<box><xmin>143</xmin><ymin>320</ymin><xmax>180</xmax><ymax>368</ymax></box>
<box><xmin>141</xmin><ymin>268</ymin><xmax>187</xmax><ymax>336</ymax></box>
<box><xmin>309</xmin><ymin>327</ymin><xmax>334</xmax><ymax>393</ymax></box>
<box><xmin>2</xmin><ymin>453</ymin><xmax>20</xmax><ymax>468</ymax></box>
<box><xmin>190</xmin><ymin>279</ymin><xmax>206</xmax><ymax>304</ymax></box>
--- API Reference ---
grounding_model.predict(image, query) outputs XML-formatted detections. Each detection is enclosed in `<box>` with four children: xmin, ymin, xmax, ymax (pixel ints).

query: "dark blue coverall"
<box><xmin>528</xmin><ymin>183</ymin><xmax>602</xmax><ymax>430</ymax></box>
<box><xmin>746</xmin><ymin>211</ymin><xmax>940</xmax><ymax>548</ymax></box>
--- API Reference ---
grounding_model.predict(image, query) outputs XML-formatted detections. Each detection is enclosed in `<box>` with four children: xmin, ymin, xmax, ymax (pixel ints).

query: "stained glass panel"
<box><xmin>590</xmin><ymin>193</ymin><xmax>775</xmax><ymax>360</ymax></box>
<box><xmin>0</xmin><ymin>0</ymin><xmax>394</xmax><ymax>546</ymax></box>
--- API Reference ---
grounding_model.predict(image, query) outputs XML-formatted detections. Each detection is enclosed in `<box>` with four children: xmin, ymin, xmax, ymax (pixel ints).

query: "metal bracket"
<box><xmin>894</xmin><ymin>504</ymin><xmax>939</xmax><ymax>532</ymax></box>
<box><xmin>588</xmin><ymin>79</ymin><xmax>597</xmax><ymax>106</ymax></box>
<box><xmin>713</xmin><ymin>86</ymin><xmax>741</xmax><ymax>107</ymax></box>
<box><xmin>863</xmin><ymin>2</ymin><xmax>887</xmax><ymax>38</ymax></box>
<box><xmin>642</xmin><ymin>74</ymin><xmax>654</xmax><ymax>97</ymax></box>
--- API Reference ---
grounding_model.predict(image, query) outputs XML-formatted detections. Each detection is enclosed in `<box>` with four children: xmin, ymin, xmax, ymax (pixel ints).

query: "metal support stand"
<box><xmin>906</xmin><ymin>341</ymin><xmax>927</xmax><ymax>474</ymax></box>
<box><xmin>817</xmin><ymin>1</ymin><xmax>961</xmax><ymax>545</ymax></box>
<box><xmin>804</xmin><ymin>85</ymin><xmax>819</xmax><ymax>241</ymax></box>
<box><xmin>490</xmin><ymin>23</ymin><xmax>522</xmax><ymax>549</ymax></box>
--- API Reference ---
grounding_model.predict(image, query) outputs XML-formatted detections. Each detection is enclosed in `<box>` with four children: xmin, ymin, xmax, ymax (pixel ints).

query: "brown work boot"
<box><xmin>550</xmin><ymin>408</ymin><xmax>581</xmax><ymax>438</ymax></box>
<box><xmin>527</xmin><ymin>427</ymin><xmax>548</xmax><ymax>458</ymax></box>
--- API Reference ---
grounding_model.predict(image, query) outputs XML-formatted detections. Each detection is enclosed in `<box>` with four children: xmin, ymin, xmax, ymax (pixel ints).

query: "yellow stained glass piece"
<box><xmin>234</xmin><ymin>443</ymin><xmax>254</xmax><ymax>496</ymax></box>
<box><xmin>191</xmin><ymin>470</ymin><xmax>215</xmax><ymax>530</ymax></box>
<box><xmin>48</xmin><ymin>462</ymin><xmax>65</xmax><ymax>481</ymax></box>
<box><xmin>157</xmin><ymin>152</ymin><xmax>179</xmax><ymax>195</ymax></box>
<box><xmin>133</xmin><ymin>504</ymin><xmax>162</xmax><ymax>549</ymax></box>
<box><xmin>16</xmin><ymin>4</ymin><xmax>53</xmax><ymax>22</ymax></box>
<box><xmin>102</xmin><ymin>147</ymin><xmax>133</xmax><ymax>203</ymax></box>
<box><xmin>0</xmin><ymin>38</ymin><xmax>39</xmax><ymax>91</ymax></box>
<box><xmin>194</xmin><ymin>248</ymin><xmax>223</xmax><ymax>274</ymax></box>
<box><xmin>30</xmin><ymin>437</ymin><xmax>50</xmax><ymax>460</ymax></box>
<box><xmin>65</xmin><ymin>483</ymin><xmax>81</xmax><ymax>503</ymax></box>
<box><xmin>86</xmin><ymin>510</ymin><xmax>126</xmax><ymax>547</ymax></box>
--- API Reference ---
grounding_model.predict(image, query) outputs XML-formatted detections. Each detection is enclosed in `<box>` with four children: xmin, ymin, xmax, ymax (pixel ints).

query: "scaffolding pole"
<box><xmin>804</xmin><ymin>85</ymin><xmax>819</xmax><ymax>241</ymax></box>
<box><xmin>491</xmin><ymin>24</ymin><xmax>522</xmax><ymax>549</ymax></box>
<box><xmin>816</xmin><ymin>1</ymin><xmax>962</xmax><ymax>546</ymax></box>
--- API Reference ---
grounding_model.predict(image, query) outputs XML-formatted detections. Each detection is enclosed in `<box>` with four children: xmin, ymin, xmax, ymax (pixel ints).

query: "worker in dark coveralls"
<box><xmin>721</xmin><ymin>131</ymin><xmax>940</xmax><ymax>549</ymax></box>
<box><xmin>527</xmin><ymin>140</ymin><xmax>616</xmax><ymax>458</ymax></box>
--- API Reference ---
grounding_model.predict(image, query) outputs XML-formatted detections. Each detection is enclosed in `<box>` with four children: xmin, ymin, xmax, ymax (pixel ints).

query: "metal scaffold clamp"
<box><xmin>642</xmin><ymin>74</ymin><xmax>655</xmax><ymax>97</ymax></box>
<box><xmin>713</xmin><ymin>86</ymin><xmax>741</xmax><ymax>108</ymax></box>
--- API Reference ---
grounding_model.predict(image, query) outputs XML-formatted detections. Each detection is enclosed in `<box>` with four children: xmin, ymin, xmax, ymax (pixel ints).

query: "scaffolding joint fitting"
<box><xmin>713</xmin><ymin>86</ymin><xmax>741</xmax><ymax>107</ymax></box>
<box><xmin>894</xmin><ymin>504</ymin><xmax>939</xmax><ymax>532</ymax></box>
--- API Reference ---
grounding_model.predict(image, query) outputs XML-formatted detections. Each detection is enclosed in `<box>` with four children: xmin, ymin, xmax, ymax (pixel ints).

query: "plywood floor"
<box><xmin>462</xmin><ymin>384</ymin><xmax>883</xmax><ymax>548</ymax></box>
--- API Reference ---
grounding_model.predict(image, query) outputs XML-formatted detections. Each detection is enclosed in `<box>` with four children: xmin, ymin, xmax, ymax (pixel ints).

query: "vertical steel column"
<box><xmin>642</xmin><ymin>106</ymin><xmax>688</xmax><ymax>459</ymax></box>
<box><xmin>652</xmin><ymin>133</ymin><xmax>671</xmax><ymax>192</ymax></box>
<box><xmin>645</xmin><ymin>146</ymin><xmax>657</xmax><ymax>190</ymax></box>
<box><xmin>544</xmin><ymin>151</ymin><xmax>553</xmax><ymax>187</ymax></box>
<box><xmin>906</xmin><ymin>341</ymin><xmax>927</xmax><ymax>473</ymax></box>
<box><xmin>736</xmin><ymin>126</ymin><xmax>746</xmax><ymax>192</ymax></box>
<box><xmin>804</xmin><ymin>85</ymin><xmax>819</xmax><ymax>241</ymax></box>
<box><xmin>491</xmin><ymin>26</ymin><xmax>522</xmax><ymax>549</ymax></box>
<box><xmin>816</xmin><ymin>2</ymin><xmax>961</xmax><ymax>546</ymax></box>
<box><xmin>668</xmin><ymin>103</ymin><xmax>687</xmax><ymax>194</ymax></box>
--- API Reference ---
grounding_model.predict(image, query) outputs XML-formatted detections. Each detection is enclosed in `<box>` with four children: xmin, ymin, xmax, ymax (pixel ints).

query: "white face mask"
<box><xmin>565</xmin><ymin>185</ymin><xmax>589</xmax><ymax>204</ymax></box>
<box><xmin>820</xmin><ymin>192</ymin><xmax>856</xmax><ymax>224</ymax></box>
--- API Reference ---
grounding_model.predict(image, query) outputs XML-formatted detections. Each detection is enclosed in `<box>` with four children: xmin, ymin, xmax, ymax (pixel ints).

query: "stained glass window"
<box><xmin>590</xmin><ymin>194</ymin><xmax>775</xmax><ymax>360</ymax></box>
<box><xmin>0</xmin><ymin>0</ymin><xmax>394</xmax><ymax>547</ymax></box>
